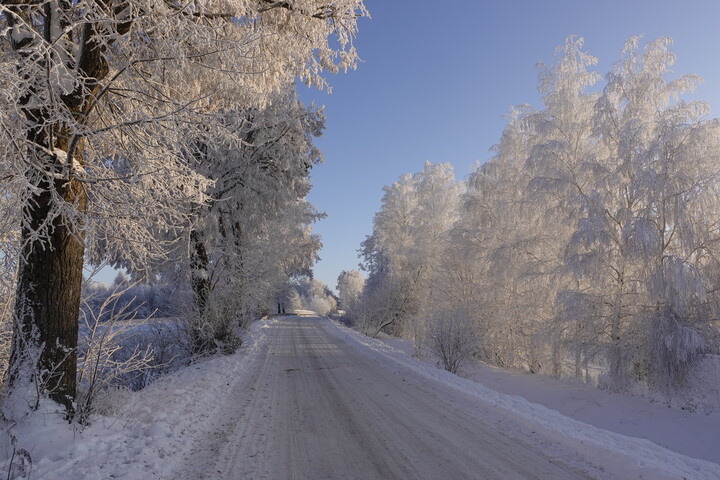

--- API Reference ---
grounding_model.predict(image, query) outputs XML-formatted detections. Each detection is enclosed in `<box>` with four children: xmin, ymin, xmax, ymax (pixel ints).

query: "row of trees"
<box><xmin>353</xmin><ymin>37</ymin><xmax>720</xmax><ymax>393</ymax></box>
<box><xmin>0</xmin><ymin>0</ymin><xmax>368</xmax><ymax>417</ymax></box>
<box><xmin>284</xmin><ymin>277</ymin><xmax>338</xmax><ymax>316</ymax></box>
<box><xmin>180</xmin><ymin>86</ymin><xmax>327</xmax><ymax>352</ymax></box>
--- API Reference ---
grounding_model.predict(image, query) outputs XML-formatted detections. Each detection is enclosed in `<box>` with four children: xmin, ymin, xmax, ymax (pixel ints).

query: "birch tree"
<box><xmin>358</xmin><ymin>162</ymin><xmax>461</xmax><ymax>341</ymax></box>
<box><xmin>441</xmin><ymin>36</ymin><xmax>720</xmax><ymax>388</ymax></box>
<box><xmin>522</xmin><ymin>36</ymin><xmax>603</xmax><ymax>376</ymax></box>
<box><xmin>583</xmin><ymin>37</ymin><xmax>720</xmax><ymax>388</ymax></box>
<box><xmin>451</xmin><ymin>109</ymin><xmax>540</xmax><ymax>369</ymax></box>
<box><xmin>336</xmin><ymin>269</ymin><xmax>364</xmax><ymax>316</ymax></box>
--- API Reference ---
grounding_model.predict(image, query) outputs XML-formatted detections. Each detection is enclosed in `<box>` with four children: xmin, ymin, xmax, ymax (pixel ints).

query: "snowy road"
<box><xmin>180</xmin><ymin>316</ymin><xmax>593</xmax><ymax>480</ymax></box>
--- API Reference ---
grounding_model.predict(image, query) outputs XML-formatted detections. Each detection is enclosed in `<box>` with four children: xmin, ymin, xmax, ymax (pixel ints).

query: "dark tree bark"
<box><xmin>11</xmin><ymin>174</ymin><xmax>87</xmax><ymax>414</ymax></box>
<box><xmin>5</xmin><ymin>1</ymin><xmax>111</xmax><ymax>415</ymax></box>
<box><xmin>189</xmin><ymin>228</ymin><xmax>211</xmax><ymax>353</ymax></box>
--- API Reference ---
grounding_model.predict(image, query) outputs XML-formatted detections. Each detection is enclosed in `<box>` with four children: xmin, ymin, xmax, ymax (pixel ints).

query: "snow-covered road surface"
<box><xmin>176</xmin><ymin>316</ymin><xmax>593</xmax><ymax>479</ymax></box>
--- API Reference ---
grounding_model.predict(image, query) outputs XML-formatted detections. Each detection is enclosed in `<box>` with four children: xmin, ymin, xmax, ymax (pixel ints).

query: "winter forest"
<box><xmin>342</xmin><ymin>36</ymin><xmax>720</xmax><ymax>408</ymax></box>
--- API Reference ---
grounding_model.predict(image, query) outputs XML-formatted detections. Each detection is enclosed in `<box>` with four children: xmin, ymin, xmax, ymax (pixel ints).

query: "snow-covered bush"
<box><xmin>82</xmin><ymin>275</ymin><xmax>178</xmax><ymax>321</ymax></box>
<box><xmin>354</xmin><ymin>274</ymin><xmax>417</xmax><ymax>338</ymax></box>
<box><xmin>425</xmin><ymin>309</ymin><xmax>478</xmax><ymax>374</ymax></box>
<box><xmin>649</xmin><ymin>307</ymin><xmax>706</xmax><ymax>395</ymax></box>
<box><xmin>75</xmin><ymin>285</ymin><xmax>190</xmax><ymax>423</ymax></box>
<box><xmin>283</xmin><ymin>278</ymin><xmax>338</xmax><ymax>316</ymax></box>
<box><xmin>0</xmin><ymin>221</ymin><xmax>18</xmax><ymax>395</ymax></box>
<box><xmin>309</xmin><ymin>296</ymin><xmax>338</xmax><ymax>316</ymax></box>
<box><xmin>188</xmin><ymin>294</ymin><xmax>243</xmax><ymax>356</ymax></box>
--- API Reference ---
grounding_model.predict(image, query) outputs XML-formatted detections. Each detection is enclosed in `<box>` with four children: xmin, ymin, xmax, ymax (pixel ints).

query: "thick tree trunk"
<box><xmin>9</xmin><ymin>173</ymin><xmax>87</xmax><ymax>415</ymax></box>
<box><xmin>4</xmin><ymin>1</ymin><xmax>108</xmax><ymax>416</ymax></box>
<box><xmin>190</xmin><ymin>229</ymin><xmax>211</xmax><ymax>314</ymax></box>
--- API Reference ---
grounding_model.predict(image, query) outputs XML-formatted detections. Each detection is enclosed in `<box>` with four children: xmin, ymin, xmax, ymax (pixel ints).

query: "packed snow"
<box><xmin>1</xmin><ymin>316</ymin><xmax>719</xmax><ymax>479</ymax></box>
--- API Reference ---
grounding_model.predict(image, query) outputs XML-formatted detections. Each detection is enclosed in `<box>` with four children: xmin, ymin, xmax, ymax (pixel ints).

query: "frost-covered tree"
<box><xmin>574</xmin><ymin>37</ymin><xmax>720</xmax><ymax>388</ymax></box>
<box><xmin>358</xmin><ymin>175</ymin><xmax>419</xmax><ymax>336</ymax></box>
<box><xmin>358</xmin><ymin>162</ymin><xmax>461</xmax><ymax>341</ymax></box>
<box><xmin>336</xmin><ymin>269</ymin><xmax>364</xmax><ymax>315</ymax></box>
<box><xmin>286</xmin><ymin>277</ymin><xmax>337</xmax><ymax>315</ymax></box>
<box><xmin>0</xmin><ymin>0</ymin><xmax>367</xmax><ymax>414</ymax></box>
<box><xmin>519</xmin><ymin>36</ymin><xmax>604</xmax><ymax>376</ymax></box>
<box><xmin>358</xmin><ymin>36</ymin><xmax>720</xmax><ymax>398</ymax></box>
<box><xmin>307</xmin><ymin>279</ymin><xmax>338</xmax><ymax>315</ymax></box>
<box><xmin>448</xmin><ymin>36</ymin><xmax>720</xmax><ymax>390</ymax></box>
<box><xmin>447</xmin><ymin>92</ymin><xmax>571</xmax><ymax>371</ymax></box>
<box><xmin>185</xmin><ymin>86</ymin><xmax>325</xmax><ymax>352</ymax></box>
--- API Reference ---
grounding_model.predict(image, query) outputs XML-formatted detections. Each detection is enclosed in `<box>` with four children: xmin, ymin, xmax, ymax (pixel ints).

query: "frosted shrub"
<box><xmin>308</xmin><ymin>296</ymin><xmax>337</xmax><ymax>316</ymax></box>
<box><xmin>355</xmin><ymin>297</ymin><xmax>391</xmax><ymax>338</ymax></box>
<box><xmin>425</xmin><ymin>310</ymin><xmax>478</xmax><ymax>374</ymax></box>
<box><xmin>76</xmin><ymin>286</ymin><xmax>163</xmax><ymax>423</ymax></box>
<box><xmin>354</xmin><ymin>277</ymin><xmax>412</xmax><ymax>338</ymax></box>
<box><xmin>188</xmin><ymin>289</ymin><xmax>243</xmax><ymax>356</ymax></box>
<box><xmin>283</xmin><ymin>278</ymin><xmax>338</xmax><ymax>317</ymax></box>
<box><xmin>112</xmin><ymin>321</ymin><xmax>191</xmax><ymax>391</ymax></box>
<box><xmin>649</xmin><ymin>307</ymin><xmax>705</xmax><ymax>395</ymax></box>
<box><xmin>0</xmin><ymin>260</ymin><xmax>16</xmax><ymax>395</ymax></box>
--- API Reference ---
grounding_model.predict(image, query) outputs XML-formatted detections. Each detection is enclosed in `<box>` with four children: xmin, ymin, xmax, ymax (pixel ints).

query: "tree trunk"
<box><xmin>190</xmin><ymin>228</ymin><xmax>211</xmax><ymax>353</ymax></box>
<box><xmin>190</xmin><ymin>229</ymin><xmax>210</xmax><ymax>314</ymax></box>
<box><xmin>609</xmin><ymin>282</ymin><xmax>625</xmax><ymax>389</ymax></box>
<box><xmin>9</xmin><ymin>171</ymin><xmax>87</xmax><ymax>415</ymax></box>
<box><xmin>574</xmin><ymin>337</ymin><xmax>583</xmax><ymax>380</ymax></box>
<box><xmin>4</xmin><ymin>0</ymin><xmax>110</xmax><ymax>416</ymax></box>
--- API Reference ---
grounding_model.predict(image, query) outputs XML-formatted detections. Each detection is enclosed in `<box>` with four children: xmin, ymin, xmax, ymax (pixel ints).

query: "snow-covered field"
<box><xmin>1</xmin><ymin>316</ymin><xmax>719</xmax><ymax>479</ymax></box>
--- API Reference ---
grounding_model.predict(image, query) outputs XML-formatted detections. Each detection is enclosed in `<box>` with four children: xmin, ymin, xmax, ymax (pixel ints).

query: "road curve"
<box><xmin>194</xmin><ymin>316</ymin><xmax>594</xmax><ymax>479</ymax></box>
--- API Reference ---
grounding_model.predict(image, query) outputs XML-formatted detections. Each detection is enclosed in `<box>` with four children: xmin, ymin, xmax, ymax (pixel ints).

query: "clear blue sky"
<box><xmin>298</xmin><ymin>0</ymin><xmax>720</xmax><ymax>292</ymax></box>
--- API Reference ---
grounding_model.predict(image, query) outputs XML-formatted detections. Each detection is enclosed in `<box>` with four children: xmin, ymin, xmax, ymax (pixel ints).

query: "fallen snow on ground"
<box><xmin>2</xmin><ymin>316</ymin><xmax>719</xmax><ymax>479</ymax></box>
<box><xmin>326</xmin><ymin>322</ymin><xmax>720</xmax><ymax>480</ymax></box>
<box><xmin>0</xmin><ymin>321</ymin><xmax>273</xmax><ymax>479</ymax></box>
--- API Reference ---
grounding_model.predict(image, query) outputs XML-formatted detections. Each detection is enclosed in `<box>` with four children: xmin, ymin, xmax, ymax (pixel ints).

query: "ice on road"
<box><xmin>182</xmin><ymin>316</ymin><xmax>593</xmax><ymax>480</ymax></box>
